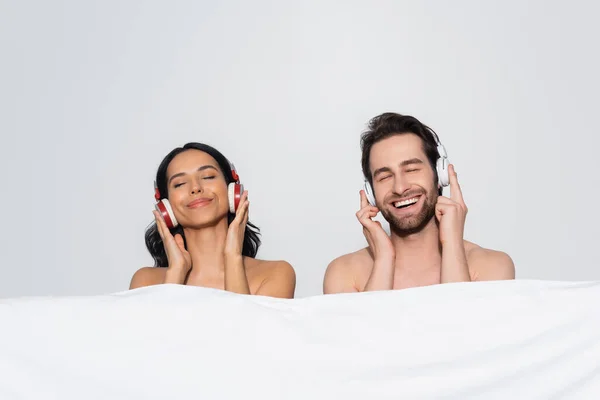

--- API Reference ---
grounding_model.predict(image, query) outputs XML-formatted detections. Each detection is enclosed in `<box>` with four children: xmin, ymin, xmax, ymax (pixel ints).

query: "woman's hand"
<box><xmin>224</xmin><ymin>190</ymin><xmax>249</xmax><ymax>258</ymax></box>
<box><xmin>222</xmin><ymin>190</ymin><xmax>251</xmax><ymax>294</ymax></box>
<box><xmin>153</xmin><ymin>210</ymin><xmax>192</xmax><ymax>282</ymax></box>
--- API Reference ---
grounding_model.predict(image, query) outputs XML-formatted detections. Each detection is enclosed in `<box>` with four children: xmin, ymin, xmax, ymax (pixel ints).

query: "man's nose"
<box><xmin>392</xmin><ymin>174</ymin><xmax>410</xmax><ymax>195</ymax></box>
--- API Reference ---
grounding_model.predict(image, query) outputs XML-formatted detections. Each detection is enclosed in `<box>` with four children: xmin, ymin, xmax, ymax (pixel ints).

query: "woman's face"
<box><xmin>165</xmin><ymin>149</ymin><xmax>230</xmax><ymax>228</ymax></box>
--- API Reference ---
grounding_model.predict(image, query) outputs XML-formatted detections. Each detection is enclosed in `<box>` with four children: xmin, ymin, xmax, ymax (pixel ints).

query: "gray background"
<box><xmin>1</xmin><ymin>0</ymin><xmax>598</xmax><ymax>298</ymax></box>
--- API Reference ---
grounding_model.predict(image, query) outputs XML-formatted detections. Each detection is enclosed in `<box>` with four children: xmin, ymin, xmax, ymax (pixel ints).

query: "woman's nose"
<box><xmin>190</xmin><ymin>181</ymin><xmax>203</xmax><ymax>194</ymax></box>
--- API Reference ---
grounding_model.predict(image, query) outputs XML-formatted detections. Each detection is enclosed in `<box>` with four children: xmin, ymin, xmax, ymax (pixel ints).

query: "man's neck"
<box><xmin>183</xmin><ymin>218</ymin><xmax>229</xmax><ymax>277</ymax></box>
<box><xmin>390</xmin><ymin>218</ymin><xmax>442</xmax><ymax>273</ymax></box>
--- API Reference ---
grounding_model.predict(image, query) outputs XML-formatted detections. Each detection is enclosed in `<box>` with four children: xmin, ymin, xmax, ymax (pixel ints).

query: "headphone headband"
<box><xmin>426</xmin><ymin>128</ymin><xmax>446</xmax><ymax>156</ymax></box>
<box><xmin>428</xmin><ymin>129</ymin><xmax>450</xmax><ymax>188</ymax></box>
<box><xmin>229</xmin><ymin>162</ymin><xmax>240</xmax><ymax>182</ymax></box>
<box><xmin>437</xmin><ymin>143</ymin><xmax>447</xmax><ymax>158</ymax></box>
<box><xmin>154</xmin><ymin>181</ymin><xmax>161</xmax><ymax>201</ymax></box>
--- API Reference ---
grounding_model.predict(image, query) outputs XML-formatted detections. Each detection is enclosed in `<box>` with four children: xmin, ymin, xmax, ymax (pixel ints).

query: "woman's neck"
<box><xmin>183</xmin><ymin>218</ymin><xmax>229</xmax><ymax>274</ymax></box>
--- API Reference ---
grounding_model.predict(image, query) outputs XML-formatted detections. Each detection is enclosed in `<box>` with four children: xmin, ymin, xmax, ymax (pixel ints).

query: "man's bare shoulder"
<box><xmin>327</xmin><ymin>248</ymin><xmax>373</xmax><ymax>272</ymax></box>
<box><xmin>129</xmin><ymin>267</ymin><xmax>165</xmax><ymax>289</ymax></box>
<box><xmin>464</xmin><ymin>240</ymin><xmax>515</xmax><ymax>281</ymax></box>
<box><xmin>323</xmin><ymin>248</ymin><xmax>373</xmax><ymax>294</ymax></box>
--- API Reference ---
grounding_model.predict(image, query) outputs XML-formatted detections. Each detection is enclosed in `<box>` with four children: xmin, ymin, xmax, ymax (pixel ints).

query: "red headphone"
<box><xmin>154</xmin><ymin>162</ymin><xmax>244</xmax><ymax>229</ymax></box>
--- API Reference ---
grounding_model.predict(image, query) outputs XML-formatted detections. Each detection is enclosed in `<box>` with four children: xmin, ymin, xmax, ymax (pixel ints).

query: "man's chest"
<box><xmin>393</xmin><ymin>269</ymin><xmax>441</xmax><ymax>290</ymax></box>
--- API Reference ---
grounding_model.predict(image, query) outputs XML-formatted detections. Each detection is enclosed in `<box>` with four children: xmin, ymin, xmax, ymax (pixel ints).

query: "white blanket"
<box><xmin>0</xmin><ymin>279</ymin><xmax>599</xmax><ymax>399</ymax></box>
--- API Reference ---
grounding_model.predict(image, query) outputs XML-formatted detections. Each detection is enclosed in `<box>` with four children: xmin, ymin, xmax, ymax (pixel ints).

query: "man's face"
<box><xmin>369</xmin><ymin>133</ymin><xmax>438</xmax><ymax>235</ymax></box>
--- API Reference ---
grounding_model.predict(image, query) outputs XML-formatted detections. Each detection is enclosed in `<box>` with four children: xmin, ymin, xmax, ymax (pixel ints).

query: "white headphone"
<box><xmin>363</xmin><ymin>135</ymin><xmax>449</xmax><ymax>207</ymax></box>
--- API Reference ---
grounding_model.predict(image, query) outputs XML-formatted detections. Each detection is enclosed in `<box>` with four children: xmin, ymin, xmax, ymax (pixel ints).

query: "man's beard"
<box><xmin>380</xmin><ymin>189</ymin><xmax>437</xmax><ymax>236</ymax></box>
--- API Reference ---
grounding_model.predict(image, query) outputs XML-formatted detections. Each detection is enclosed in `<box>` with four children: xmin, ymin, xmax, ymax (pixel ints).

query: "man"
<box><xmin>323</xmin><ymin>112</ymin><xmax>514</xmax><ymax>293</ymax></box>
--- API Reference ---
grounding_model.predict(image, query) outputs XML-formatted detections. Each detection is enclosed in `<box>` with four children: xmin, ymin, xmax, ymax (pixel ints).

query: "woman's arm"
<box><xmin>224</xmin><ymin>255</ymin><xmax>251</xmax><ymax>295</ymax></box>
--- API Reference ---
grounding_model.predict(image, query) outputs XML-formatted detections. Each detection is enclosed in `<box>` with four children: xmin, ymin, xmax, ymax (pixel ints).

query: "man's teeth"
<box><xmin>394</xmin><ymin>197</ymin><xmax>419</xmax><ymax>208</ymax></box>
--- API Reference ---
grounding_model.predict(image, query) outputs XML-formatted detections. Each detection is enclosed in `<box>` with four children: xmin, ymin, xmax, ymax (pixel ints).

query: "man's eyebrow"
<box><xmin>400</xmin><ymin>158</ymin><xmax>424</xmax><ymax>167</ymax></box>
<box><xmin>167</xmin><ymin>165</ymin><xmax>218</xmax><ymax>185</ymax></box>
<box><xmin>372</xmin><ymin>166</ymin><xmax>392</xmax><ymax>178</ymax></box>
<box><xmin>372</xmin><ymin>158</ymin><xmax>424</xmax><ymax>178</ymax></box>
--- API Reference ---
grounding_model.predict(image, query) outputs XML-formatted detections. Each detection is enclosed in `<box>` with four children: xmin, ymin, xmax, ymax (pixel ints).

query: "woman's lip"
<box><xmin>187</xmin><ymin>198</ymin><xmax>213</xmax><ymax>208</ymax></box>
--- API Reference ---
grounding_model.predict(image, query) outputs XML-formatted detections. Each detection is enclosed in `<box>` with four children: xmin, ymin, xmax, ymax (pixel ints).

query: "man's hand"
<box><xmin>435</xmin><ymin>164</ymin><xmax>468</xmax><ymax>247</ymax></box>
<box><xmin>356</xmin><ymin>190</ymin><xmax>395</xmax><ymax>262</ymax></box>
<box><xmin>436</xmin><ymin>164</ymin><xmax>471</xmax><ymax>283</ymax></box>
<box><xmin>357</xmin><ymin>189</ymin><xmax>396</xmax><ymax>291</ymax></box>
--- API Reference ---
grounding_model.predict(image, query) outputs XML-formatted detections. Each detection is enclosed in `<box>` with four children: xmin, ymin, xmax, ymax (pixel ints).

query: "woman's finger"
<box><xmin>174</xmin><ymin>234</ymin><xmax>186</xmax><ymax>253</ymax></box>
<box><xmin>242</xmin><ymin>200</ymin><xmax>249</xmax><ymax>227</ymax></box>
<box><xmin>153</xmin><ymin>211</ymin><xmax>165</xmax><ymax>239</ymax></box>
<box><xmin>235</xmin><ymin>191</ymin><xmax>248</xmax><ymax>221</ymax></box>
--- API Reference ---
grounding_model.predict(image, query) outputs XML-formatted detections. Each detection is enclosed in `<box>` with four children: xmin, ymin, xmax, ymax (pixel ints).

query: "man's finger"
<box><xmin>436</xmin><ymin>200</ymin><xmax>460</xmax><ymax>215</ymax></box>
<box><xmin>358</xmin><ymin>210</ymin><xmax>379</xmax><ymax>227</ymax></box>
<box><xmin>360</xmin><ymin>190</ymin><xmax>369</xmax><ymax>209</ymax></box>
<box><xmin>448</xmin><ymin>164</ymin><xmax>465</xmax><ymax>205</ymax></box>
<box><xmin>436</xmin><ymin>196</ymin><xmax>457</xmax><ymax>205</ymax></box>
<box><xmin>363</xmin><ymin>209</ymin><xmax>378</xmax><ymax>219</ymax></box>
<box><xmin>356</xmin><ymin>206</ymin><xmax>379</xmax><ymax>220</ymax></box>
<box><xmin>435</xmin><ymin>200</ymin><xmax>452</xmax><ymax>215</ymax></box>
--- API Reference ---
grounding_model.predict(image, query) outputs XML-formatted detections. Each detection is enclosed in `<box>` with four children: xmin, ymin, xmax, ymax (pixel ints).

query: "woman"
<box><xmin>129</xmin><ymin>142</ymin><xmax>296</xmax><ymax>298</ymax></box>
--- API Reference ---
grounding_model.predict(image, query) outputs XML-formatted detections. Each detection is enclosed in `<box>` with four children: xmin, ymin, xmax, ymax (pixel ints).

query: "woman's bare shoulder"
<box><xmin>246</xmin><ymin>257</ymin><xmax>295</xmax><ymax>278</ymax></box>
<box><xmin>244</xmin><ymin>257</ymin><xmax>296</xmax><ymax>298</ymax></box>
<box><xmin>129</xmin><ymin>267</ymin><xmax>165</xmax><ymax>289</ymax></box>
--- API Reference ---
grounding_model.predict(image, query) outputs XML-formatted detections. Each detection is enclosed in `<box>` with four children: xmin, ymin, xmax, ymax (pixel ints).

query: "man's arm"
<box><xmin>323</xmin><ymin>257</ymin><xmax>360</xmax><ymax>294</ymax></box>
<box><xmin>440</xmin><ymin>241</ymin><xmax>472</xmax><ymax>283</ymax></box>
<box><xmin>468</xmin><ymin>248</ymin><xmax>515</xmax><ymax>281</ymax></box>
<box><xmin>352</xmin><ymin>190</ymin><xmax>396</xmax><ymax>291</ymax></box>
<box><xmin>362</xmin><ymin>258</ymin><xmax>395</xmax><ymax>291</ymax></box>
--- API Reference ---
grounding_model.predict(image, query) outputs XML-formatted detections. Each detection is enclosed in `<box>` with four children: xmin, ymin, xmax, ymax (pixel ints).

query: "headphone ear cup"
<box><xmin>363</xmin><ymin>181</ymin><xmax>377</xmax><ymax>206</ymax></box>
<box><xmin>228</xmin><ymin>182</ymin><xmax>243</xmax><ymax>214</ymax></box>
<box><xmin>155</xmin><ymin>199</ymin><xmax>178</xmax><ymax>228</ymax></box>
<box><xmin>437</xmin><ymin>157</ymin><xmax>450</xmax><ymax>187</ymax></box>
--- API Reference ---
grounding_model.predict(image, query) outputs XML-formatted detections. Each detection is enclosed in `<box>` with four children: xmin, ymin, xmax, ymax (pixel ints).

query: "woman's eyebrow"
<box><xmin>168</xmin><ymin>165</ymin><xmax>219</xmax><ymax>185</ymax></box>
